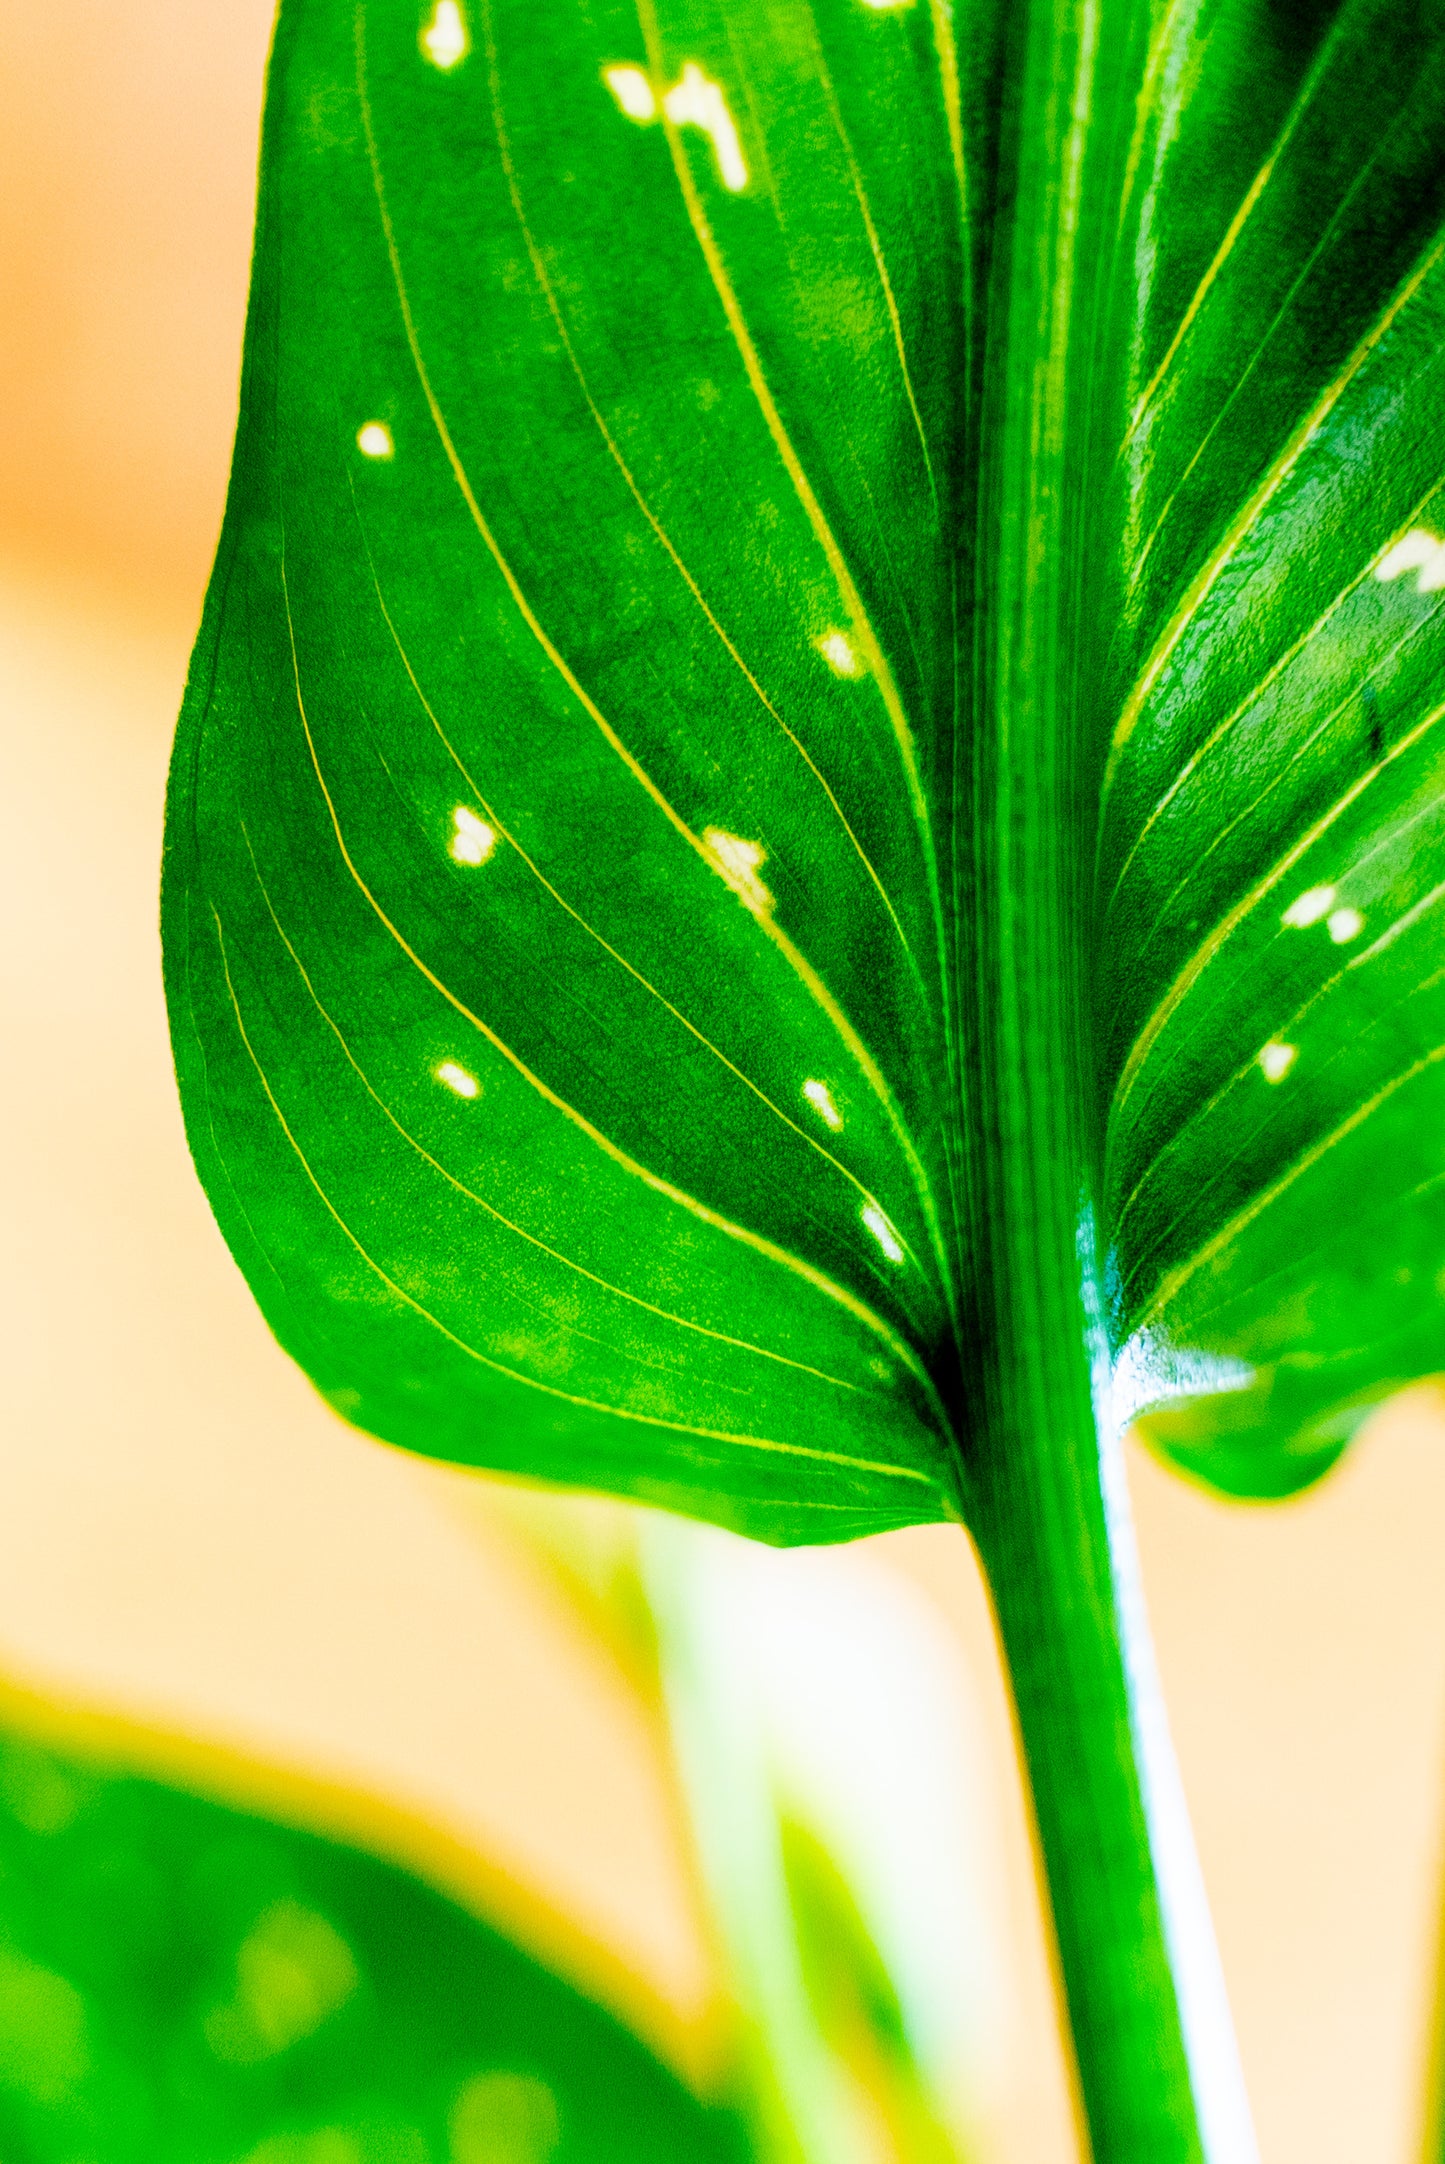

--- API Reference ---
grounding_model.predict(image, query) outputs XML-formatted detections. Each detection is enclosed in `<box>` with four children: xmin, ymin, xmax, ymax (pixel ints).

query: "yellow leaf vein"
<box><xmin>213</xmin><ymin>910</ymin><xmax>932</xmax><ymax>1484</ymax></box>
<box><xmin>246</xmin><ymin>837</ymin><xmax>884</xmax><ymax>1399</ymax></box>
<box><xmin>351</xmin><ymin>3</ymin><xmax>947</xmax><ymax>1294</ymax></box>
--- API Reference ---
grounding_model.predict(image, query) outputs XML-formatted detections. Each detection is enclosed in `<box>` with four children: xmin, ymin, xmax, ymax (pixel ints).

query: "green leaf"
<box><xmin>0</xmin><ymin>1709</ymin><xmax>747</xmax><ymax>2164</ymax></box>
<box><xmin>162</xmin><ymin>0</ymin><xmax>1445</xmax><ymax>2153</ymax></box>
<box><xmin>165</xmin><ymin>0</ymin><xmax>973</xmax><ymax>1547</ymax></box>
<box><xmin>1099</xmin><ymin>0</ymin><xmax>1445</xmax><ymax>1499</ymax></box>
<box><xmin>166</xmin><ymin>0</ymin><xmax>1445</xmax><ymax>1533</ymax></box>
<box><xmin>778</xmin><ymin>1821</ymin><xmax>957</xmax><ymax>2164</ymax></box>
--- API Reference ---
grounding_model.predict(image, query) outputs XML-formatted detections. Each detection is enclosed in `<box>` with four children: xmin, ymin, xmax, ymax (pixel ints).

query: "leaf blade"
<box><xmin>1097</xmin><ymin>5</ymin><xmax>1445</xmax><ymax>1492</ymax></box>
<box><xmin>164</xmin><ymin>0</ymin><xmax>975</xmax><ymax>1541</ymax></box>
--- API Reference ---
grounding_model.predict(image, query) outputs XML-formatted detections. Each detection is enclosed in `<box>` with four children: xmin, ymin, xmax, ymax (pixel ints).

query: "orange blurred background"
<box><xmin>4</xmin><ymin>6</ymin><xmax>1445</xmax><ymax>2160</ymax></box>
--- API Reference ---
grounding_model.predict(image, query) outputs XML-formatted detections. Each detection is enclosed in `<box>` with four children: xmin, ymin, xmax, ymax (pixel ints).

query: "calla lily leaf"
<box><xmin>1098</xmin><ymin>2</ymin><xmax>1445</xmax><ymax>1496</ymax></box>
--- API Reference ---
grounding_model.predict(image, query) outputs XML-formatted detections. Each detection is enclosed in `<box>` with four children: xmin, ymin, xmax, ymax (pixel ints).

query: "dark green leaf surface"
<box><xmin>167</xmin><ymin>0</ymin><xmax>981</xmax><ymax>1543</ymax></box>
<box><xmin>1098</xmin><ymin>0</ymin><xmax>1445</xmax><ymax>1496</ymax></box>
<box><xmin>166</xmin><ymin>0</ymin><xmax>1445</xmax><ymax>1534</ymax></box>
<box><xmin>0</xmin><ymin>1717</ymin><xmax>745</xmax><ymax>2164</ymax></box>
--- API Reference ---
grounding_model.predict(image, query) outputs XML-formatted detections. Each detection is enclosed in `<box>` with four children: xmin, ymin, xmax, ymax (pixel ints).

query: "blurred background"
<box><xmin>4</xmin><ymin>3</ymin><xmax>1445</xmax><ymax>2159</ymax></box>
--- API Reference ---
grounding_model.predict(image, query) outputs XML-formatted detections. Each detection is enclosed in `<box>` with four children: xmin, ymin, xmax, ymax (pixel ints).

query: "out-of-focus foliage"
<box><xmin>0</xmin><ymin>1712</ymin><xmax>749</xmax><ymax>2164</ymax></box>
<box><xmin>780</xmin><ymin>1820</ymin><xmax>955</xmax><ymax>2164</ymax></box>
<box><xmin>489</xmin><ymin>1494</ymin><xmax>983</xmax><ymax>2162</ymax></box>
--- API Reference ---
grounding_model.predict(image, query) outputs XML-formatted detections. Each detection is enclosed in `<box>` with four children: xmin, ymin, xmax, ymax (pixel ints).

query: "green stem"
<box><xmin>957</xmin><ymin>4</ymin><xmax>1260</xmax><ymax>2152</ymax></box>
<box><xmin>960</xmin><ymin>782</ymin><xmax>1231</xmax><ymax>2157</ymax></box>
<box><xmin>971</xmin><ymin>1385</ymin><xmax>1253</xmax><ymax>2163</ymax></box>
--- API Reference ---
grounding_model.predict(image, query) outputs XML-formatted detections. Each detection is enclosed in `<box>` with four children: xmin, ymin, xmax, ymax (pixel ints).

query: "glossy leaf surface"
<box><xmin>163</xmin><ymin>0</ymin><xmax>1445</xmax><ymax>1515</ymax></box>
<box><xmin>0</xmin><ymin>1715</ymin><xmax>745</xmax><ymax>2164</ymax></box>
<box><xmin>1101</xmin><ymin>0</ymin><xmax>1445</xmax><ymax>1495</ymax></box>
<box><xmin>166</xmin><ymin>0</ymin><xmax>976</xmax><ymax>1543</ymax></box>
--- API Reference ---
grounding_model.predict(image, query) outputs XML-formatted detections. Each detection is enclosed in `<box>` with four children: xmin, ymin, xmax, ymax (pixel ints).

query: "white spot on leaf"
<box><xmin>603</xmin><ymin>59</ymin><xmax>746</xmax><ymax>191</ymax></box>
<box><xmin>802</xmin><ymin>1078</ymin><xmax>842</xmax><ymax>1130</ymax></box>
<box><xmin>663</xmin><ymin>64</ymin><xmax>747</xmax><ymax>191</ymax></box>
<box><xmin>817</xmin><ymin>630</ymin><xmax>861</xmax><ymax>677</ymax></box>
<box><xmin>1258</xmin><ymin>1041</ymin><xmax>1297</xmax><ymax>1084</ymax></box>
<box><xmin>861</xmin><ymin>1204</ymin><xmax>904</xmax><ymax>1263</ymax></box>
<box><xmin>702</xmin><ymin>827</ymin><xmax>773</xmax><ymax>918</ymax></box>
<box><xmin>450</xmin><ymin>805</ymin><xmax>496</xmax><ymax>865</ymax></box>
<box><xmin>356</xmin><ymin>421</ymin><xmax>393</xmax><ymax>460</ymax></box>
<box><xmin>1375</xmin><ymin>528</ymin><xmax>1445</xmax><ymax>593</ymax></box>
<box><xmin>1326</xmin><ymin>905</ymin><xmax>1364</xmax><ymax>944</ymax></box>
<box><xmin>437</xmin><ymin>1061</ymin><xmax>480</xmax><ymax>1098</ymax></box>
<box><xmin>603</xmin><ymin>64</ymin><xmax>656</xmax><ymax>120</ymax></box>
<box><xmin>1282</xmin><ymin>883</ymin><xmax>1336</xmax><ymax>928</ymax></box>
<box><xmin>420</xmin><ymin>0</ymin><xmax>469</xmax><ymax>69</ymax></box>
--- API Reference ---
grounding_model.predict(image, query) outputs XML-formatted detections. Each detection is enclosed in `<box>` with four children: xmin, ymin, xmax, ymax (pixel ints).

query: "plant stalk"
<box><xmin>970</xmin><ymin>1387</ymin><xmax>1255</xmax><ymax>2164</ymax></box>
<box><xmin>956</xmin><ymin>3</ymin><xmax>1261</xmax><ymax>2153</ymax></box>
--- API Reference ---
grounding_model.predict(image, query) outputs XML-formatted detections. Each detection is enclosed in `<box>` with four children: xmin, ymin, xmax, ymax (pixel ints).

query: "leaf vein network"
<box><xmin>345</xmin><ymin>481</ymin><xmax>914</xmax><ymax>1238</ymax></box>
<box><xmin>1106</xmin><ymin>230</ymin><xmax>1445</xmax><ymax>791</ymax></box>
<box><xmin>1122</xmin><ymin>6</ymin><xmax>1350</xmax><ymax>439</ymax></box>
<box><xmin>353</xmin><ymin>4</ymin><xmax>949</xmax><ymax>1295</ymax></box>
<box><xmin>1110</xmin><ymin>689</ymin><xmax>1445</xmax><ymax>1121</ymax></box>
<box><xmin>214</xmin><ymin>906</ymin><xmax>930</xmax><ymax>1482</ymax></box>
<box><xmin>276</xmin><ymin>544</ymin><xmax>945</xmax><ymax>1379</ymax></box>
<box><xmin>1103</xmin><ymin>474</ymin><xmax>1445</xmax><ymax>914</ymax></box>
<box><xmin>244</xmin><ymin>834</ymin><xmax>886</xmax><ymax>1397</ymax></box>
<box><xmin>1138</xmin><ymin>1033</ymin><xmax>1445</xmax><ymax>1330</ymax></box>
<box><xmin>477</xmin><ymin>0</ymin><xmax>926</xmax><ymax>994</ymax></box>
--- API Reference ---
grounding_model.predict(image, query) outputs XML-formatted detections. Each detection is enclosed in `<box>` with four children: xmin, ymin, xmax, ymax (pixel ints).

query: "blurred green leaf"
<box><xmin>779</xmin><ymin>1820</ymin><xmax>955</xmax><ymax>2164</ymax></box>
<box><xmin>640</xmin><ymin>1523</ymin><xmax>982</xmax><ymax>2164</ymax></box>
<box><xmin>0</xmin><ymin>1718</ymin><xmax>748</xmax><ymax>2164</ymax></box>
<box><xmin>483</xmin><ymin>1496</ymin><xmax>978</xmax><ymax>2161</ymax></box>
